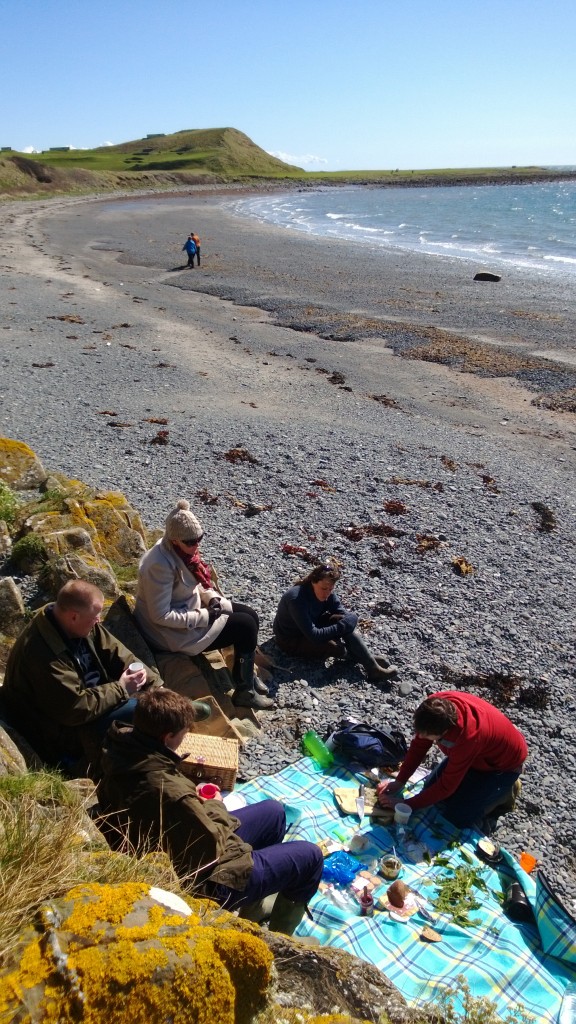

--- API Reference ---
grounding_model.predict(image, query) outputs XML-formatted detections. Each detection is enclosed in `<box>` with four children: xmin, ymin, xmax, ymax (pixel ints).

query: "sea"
<box><xmin>227</xmin><ymin>179</ymin><xmax>576</xmax><ymax>278</ymax></box>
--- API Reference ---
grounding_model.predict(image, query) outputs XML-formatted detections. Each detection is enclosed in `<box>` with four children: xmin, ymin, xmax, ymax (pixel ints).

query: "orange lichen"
<box><xmin>0</xmin><ymin>884</ymin><xmax>273</xmax><ymax>1024</ymax></box>
<box><xmin>65</xmin><ymin>882</ymin><xmax>149</xmax><ymax>932</ymax></box>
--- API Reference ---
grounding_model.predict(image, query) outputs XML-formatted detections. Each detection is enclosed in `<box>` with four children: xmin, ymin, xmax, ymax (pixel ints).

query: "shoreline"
<box><xmin>1</xmin><ymin>192</ymin><xmax>575</xmax><ymax>903</ymax></box>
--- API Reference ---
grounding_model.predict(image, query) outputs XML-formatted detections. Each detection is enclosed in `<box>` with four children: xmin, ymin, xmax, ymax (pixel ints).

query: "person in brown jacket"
<box><xmin>2</xmin><ymin>579</ymin><xmax>161</xmax><ymax>769</ymax></box>
<box><xmin>98</xmin><ymin>689</ymin><xmax>323</xmax><ymax>935</ymax></box>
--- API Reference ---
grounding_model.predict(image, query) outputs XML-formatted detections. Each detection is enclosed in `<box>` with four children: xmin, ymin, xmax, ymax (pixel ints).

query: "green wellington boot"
<box><xmin>268</xmin><ymin>893</ymin><xmax>308</xmax><ymax>936</ymax></box>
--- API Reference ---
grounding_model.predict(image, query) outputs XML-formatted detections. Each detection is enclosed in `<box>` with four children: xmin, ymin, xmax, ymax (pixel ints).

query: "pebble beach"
<box><xmin>1</xmin><ymin>186</ymin><xmax>575</xmax><ymax>907</ymax></box>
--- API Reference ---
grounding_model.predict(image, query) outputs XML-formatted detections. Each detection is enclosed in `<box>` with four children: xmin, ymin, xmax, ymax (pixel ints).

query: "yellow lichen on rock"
<box><xmin>0</xmin><ymin>883</ymin><xmax>273</xmax><ymax>1024</ymax></box>
<box><xmin>0</xmin><ymin>437</ymin><xmax>47</xmax><ymax>490</ymax></box>
<box><xmin>83</xmin><ymin>499</ymin><xmax>146</xmax><ymax>566</ymax></box>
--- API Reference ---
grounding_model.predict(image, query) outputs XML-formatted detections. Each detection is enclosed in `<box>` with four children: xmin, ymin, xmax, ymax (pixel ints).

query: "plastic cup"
<box><xmin>197</xmin><ymin>783</ymin><xmax>221</xmax><ymax>800</ymax></box>
<box><xmin>394</xmin><ymin>802</ymin><xmax>413</xmax><ymax>825</ymax></box>
<box><xmin>129</xmin><ymin>661</ymin><xmax>145</xmax><ymax>673</ymax></box>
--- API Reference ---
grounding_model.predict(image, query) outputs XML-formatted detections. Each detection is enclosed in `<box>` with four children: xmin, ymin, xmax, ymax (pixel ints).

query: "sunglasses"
<box><xmin>181</xmin><ymin>535</ymin><xmax>204</xmax><ymax>546</ymax></box>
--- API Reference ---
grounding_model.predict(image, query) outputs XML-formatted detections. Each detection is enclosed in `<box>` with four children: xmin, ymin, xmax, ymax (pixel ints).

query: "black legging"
<box><xmin>204</xmin><ymin>601</ymin><xmax>259</xmax><ymax>655</ymax></box>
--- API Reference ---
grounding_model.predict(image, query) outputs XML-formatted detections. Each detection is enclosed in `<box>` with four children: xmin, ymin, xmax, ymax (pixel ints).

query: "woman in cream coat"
<box><xmin>135</xmin><ymin>500</ymin><xmax>273</xmax><ymax>710</ymax></box>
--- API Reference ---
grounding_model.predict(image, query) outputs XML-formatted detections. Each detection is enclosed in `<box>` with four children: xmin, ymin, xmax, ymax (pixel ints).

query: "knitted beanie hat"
<box><xmin>164</xmin><ymin>499</ymin><xmax>203</xmax><ymax>542</ymax></box>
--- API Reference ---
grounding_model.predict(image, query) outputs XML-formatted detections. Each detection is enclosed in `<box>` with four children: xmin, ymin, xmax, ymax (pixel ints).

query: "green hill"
<box><xmin>1</xmin><ymin>126</ymin><xmax>574</xmax><ymax>199</ymax></box>
<box><xmin>0</xmin><ymin>127</ymin><xmax>304</xmax><ymax>198</ymax></box>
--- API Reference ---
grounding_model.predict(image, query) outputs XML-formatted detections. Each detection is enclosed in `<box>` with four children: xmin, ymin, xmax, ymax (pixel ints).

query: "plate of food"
<box><xmin>475</xmin><ymin>837</ymin><xmax>503</xmax><ymax>865</ymax></box>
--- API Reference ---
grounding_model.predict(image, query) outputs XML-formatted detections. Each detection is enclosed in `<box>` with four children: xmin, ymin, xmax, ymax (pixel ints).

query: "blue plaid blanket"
<box><xmin>238</xmin><ymin>756</ymin><xmax>576</xmax><ymax>1022</ymax></box>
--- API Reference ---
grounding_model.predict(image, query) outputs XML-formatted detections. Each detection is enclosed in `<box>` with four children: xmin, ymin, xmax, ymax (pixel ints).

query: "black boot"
<box><xmin>343</xmin><ymin>631</ymin><xmax>398</xmax><ymax>682</ymax></box>
<box><xmin>232</xmin><ymin>654</ymin><xmax>270</xmax><ymax>696</ymax></box>
<box><xmin>232</xmin><ymin>652</ymin><xmax>275</xmax><ymax>710</ymax></box>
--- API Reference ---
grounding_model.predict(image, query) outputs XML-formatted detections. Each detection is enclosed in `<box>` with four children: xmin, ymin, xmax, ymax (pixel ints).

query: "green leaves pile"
<box><xmin>431</xmin><ymin>864</ymin><xmax>488</xmax><ymax>928</ymax></box>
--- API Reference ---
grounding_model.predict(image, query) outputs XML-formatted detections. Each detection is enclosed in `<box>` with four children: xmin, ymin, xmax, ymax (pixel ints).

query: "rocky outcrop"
<box><xmin>262</xmin><ymin>931</ymin><xmax>412</xmax><ymax>1022</ymax></box>
<box><xmin>0</xmin><ymin>883</ymin><xmax>274</xmax><ymax>1024</ymax></box>
<box><xmin>0</xmin><ymin>440</ymin><xmax>157</xmax><ymax>647</ymax></box>
<box><xmin>0</xmin><ymin>438</ymin><xmax>47</xmax><ymax>489</ymax></box>
<box><xmin>0</xmin><ymin>577</ymin><xmax>25</xmax><ymax>635</ymax></box>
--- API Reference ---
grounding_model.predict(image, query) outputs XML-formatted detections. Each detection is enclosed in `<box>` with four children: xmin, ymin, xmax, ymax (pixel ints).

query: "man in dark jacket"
<box><xmin>2</xmin><ymin>579</ymin><xmax>161</xmax><ymax>768</ymax></box>
<box><xmin>98</xmin><ymin>689</ymin><xmax>323</xmax><ymax>934</ymax></box>
<box><xmin>377</xmin><ymin>691</ymin><xmax>527</xmax><ymax>829</ymax></box>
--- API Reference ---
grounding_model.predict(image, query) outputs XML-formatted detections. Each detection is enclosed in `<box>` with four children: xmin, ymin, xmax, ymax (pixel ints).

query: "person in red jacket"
<box><xmin>377</xmin><ymin>691</ymin><xmax>527</xmax><ymax>829</ymax></box>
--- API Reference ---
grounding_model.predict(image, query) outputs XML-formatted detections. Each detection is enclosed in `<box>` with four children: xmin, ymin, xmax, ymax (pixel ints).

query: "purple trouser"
<box><xmin>209</xmin><ymin>799</ymin><xmax>323</xmax><ymax>910</ymax></box>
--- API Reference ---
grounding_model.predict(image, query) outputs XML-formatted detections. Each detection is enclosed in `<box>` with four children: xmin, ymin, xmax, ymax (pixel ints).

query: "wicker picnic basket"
<box><xmin>177</xmin><ymin>733</ymin><xmax>239</xmax><ymax>791</ymax></box>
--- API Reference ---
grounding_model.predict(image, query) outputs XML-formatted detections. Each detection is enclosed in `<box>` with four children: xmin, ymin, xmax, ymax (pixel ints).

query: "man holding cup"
<box><xmin>3</xmin><ymin>579</ymin><xmax>162</xmax><ymax>771</ymax></box>
<box><xmin>377</xmin><ymin>691</ymin><xmax>527</xmax><ymax>831</ymax></box>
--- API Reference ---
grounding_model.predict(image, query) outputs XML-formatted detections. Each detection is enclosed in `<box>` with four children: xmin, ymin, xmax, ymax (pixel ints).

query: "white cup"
<box><xmin>129</xmin><ymin>661</ymin><xmax>145</xmax><ymax>673</ymax></box>
<box><xmin>394</xmin><ymin>802</ymin><xmax>413</xmax><ymax>825</ymax></box>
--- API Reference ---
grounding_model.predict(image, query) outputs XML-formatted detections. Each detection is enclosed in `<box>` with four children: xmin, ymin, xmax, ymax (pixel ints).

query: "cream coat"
<box><xmin>135</xmin><ymin>538</ymin><xmax>232</xmax><ymax>655</ymax></box>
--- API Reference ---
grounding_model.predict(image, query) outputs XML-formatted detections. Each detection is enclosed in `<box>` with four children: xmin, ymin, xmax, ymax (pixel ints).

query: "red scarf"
<box><xmin>174</xmin><ymin>543</ymin><xmax>212</xmax><ymax>588</ymax></box>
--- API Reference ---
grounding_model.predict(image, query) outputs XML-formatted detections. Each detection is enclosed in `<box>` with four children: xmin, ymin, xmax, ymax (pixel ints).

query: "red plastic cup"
<box><xmin>197</xmin><ymin>783</ymin><xmax>221</xmax><ymax>800</ymax></box>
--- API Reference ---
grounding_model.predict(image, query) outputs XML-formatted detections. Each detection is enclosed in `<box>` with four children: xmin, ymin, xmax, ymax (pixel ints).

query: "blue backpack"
<box><xmin>329</xmin><ymin>721</ymin><xmax>408</xmax><ymax>769</ymax></box>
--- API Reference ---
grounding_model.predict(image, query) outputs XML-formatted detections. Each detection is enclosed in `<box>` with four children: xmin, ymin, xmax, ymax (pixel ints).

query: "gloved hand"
<box><xmin>208</xmin><ymin>599</ymin><xmax>222</xmax><ymax>624</ymax></box>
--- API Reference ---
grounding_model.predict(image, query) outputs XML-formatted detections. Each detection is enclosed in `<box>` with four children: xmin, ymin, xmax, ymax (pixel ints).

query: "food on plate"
<box><xmin>387</xmin><ymin>880</ymin><xmax>409</xmax><ymax>908</ymax></box>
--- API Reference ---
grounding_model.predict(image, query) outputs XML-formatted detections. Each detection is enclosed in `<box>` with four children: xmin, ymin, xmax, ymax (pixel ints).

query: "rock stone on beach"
<box><xmin>0</xmin><ymin>438</ymin><xmax>47</xmax><ymax>490</ymax></box>
<box><xmin>0</xmin><ymin>188</ymin><xmax>575</xmax><ymax>916</ymax></box>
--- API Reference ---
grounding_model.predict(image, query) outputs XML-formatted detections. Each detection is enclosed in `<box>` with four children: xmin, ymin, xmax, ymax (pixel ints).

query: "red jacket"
<box><xmin>396</xmin><ymin>691</ymin><xmax>528</xmax><ymax>811</ymax></box>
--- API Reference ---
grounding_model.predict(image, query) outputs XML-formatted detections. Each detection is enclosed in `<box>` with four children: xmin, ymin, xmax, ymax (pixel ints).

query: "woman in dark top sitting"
<box><xmin>273</xmin><ymin>563</ymin><xmax>397</xmax><ymax>683</ymax></box>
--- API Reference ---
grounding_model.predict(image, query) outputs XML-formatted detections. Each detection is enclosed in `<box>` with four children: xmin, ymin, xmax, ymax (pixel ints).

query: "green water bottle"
<box><xmin>302</xmin><ymin>730</ymin><xmax>334</xmax><ymax>769</ymax></box>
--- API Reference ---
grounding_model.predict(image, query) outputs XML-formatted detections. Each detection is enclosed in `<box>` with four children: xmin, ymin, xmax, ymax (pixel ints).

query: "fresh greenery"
<box><xmin>430</xmin><ymin>864</ymin><xmax>488</xmax><ymax>928</ymax></box>
<box><xmin>10</xmin><ymin>532</ymin><xmax>48</xmax><ymax>569</ymax></box>
<box><xmin>0</xmin><ymin>769</ymin><xmax>72</xmax><ymax>806</ymax></box>
<box><xmin>0</xmin><ymin>482</ymin><xmax>18</xmax><ymax>525</ymax></box>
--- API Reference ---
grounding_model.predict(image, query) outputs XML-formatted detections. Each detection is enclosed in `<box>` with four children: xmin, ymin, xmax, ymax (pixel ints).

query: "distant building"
<box><xmin>146</xmin><ymin>133</ymin><xmax>165</xmax><ymax>139</ymax></box>
<box><xmin>1</xmin><ymin>146</ymin><xmax>12</xmax><ymax>151</ymax></box>
<box><xmin>48</xmin><ymin>147</ymin><xmax>72</xmax><ymax>152</ymax></box>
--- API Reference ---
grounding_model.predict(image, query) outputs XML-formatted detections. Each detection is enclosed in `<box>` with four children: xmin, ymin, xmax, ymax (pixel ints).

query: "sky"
<box><xmin>1</xmin><ymin>0</ymin><xmax>574</xmax><ymax>171</ymax></box>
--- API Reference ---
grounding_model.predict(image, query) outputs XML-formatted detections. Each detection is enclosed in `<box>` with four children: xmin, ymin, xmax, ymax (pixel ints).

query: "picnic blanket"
<box><xmin>238</xmin><ymin>756</ymin><xmax>576</xmax><ymax>1022</ymax></box>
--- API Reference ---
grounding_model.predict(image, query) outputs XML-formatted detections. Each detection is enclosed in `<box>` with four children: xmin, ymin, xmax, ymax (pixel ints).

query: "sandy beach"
<box><xmin>1</xmin><ymin>188</ymin><xmax>575</xmax><ymax>901</ymax></box>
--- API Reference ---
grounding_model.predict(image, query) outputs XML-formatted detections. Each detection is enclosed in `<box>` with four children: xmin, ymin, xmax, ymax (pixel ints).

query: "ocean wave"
<box><xmin>544</xmin><ymin>254</ymin><xmax>576</xmax><ymax>265</ymax></box>
<box><xmin>227</xmin><ymin>182</ymin><xmax>576</xmax><ymax>277</ymax></box>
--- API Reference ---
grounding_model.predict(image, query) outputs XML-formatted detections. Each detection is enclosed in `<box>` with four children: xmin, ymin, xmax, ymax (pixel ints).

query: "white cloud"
<box><xmin>268</xmin><ymin>150</ymin><xmax>329</xmax><ymax>168</ymax></box>
<box><xmin>102</xmin><ymin>141</ymin><xmax>114</xmax><ymax>147</ymax></box>
<box><xmin>23</xmin><ymin>146</ymin><xmax>38</xmax><ymax>154</ymax></box>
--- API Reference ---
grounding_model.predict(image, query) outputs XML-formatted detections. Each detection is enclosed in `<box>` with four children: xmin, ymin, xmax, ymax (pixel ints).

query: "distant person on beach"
<box><xmin>98</xmin><ymin>688</ymin><xmax>323</xmax><ymax>934</ymax></box>
<box><xmin>2</xmin><ymin>579</ymin><xmax>161</xmax><ymax>771</ymax></box>
<box><xmin>182</xmin><ymin>235</ymin><xmax>197</xmax><ymax>267</ymax></box>
<box><xmin>190</xmin><ymin>231</ymin><xmax>201</xmax><ymax>266</ymax></box>
<box><xmin>273</xmin><ymin>562</ymin><xmax>397</xmax><ymax>683</ymax></box>
<box><xmin>376</xmin><ymin>691</ymin><xmax>527</xmax><ymax>830</ymax></box>
<box><xmin>134</xmin><ymin>499</ymin><xmax>273</xmax><ymax>710</ymax></box>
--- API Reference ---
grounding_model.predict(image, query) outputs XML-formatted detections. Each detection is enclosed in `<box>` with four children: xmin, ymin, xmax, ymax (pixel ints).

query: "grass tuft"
<box><xmin>0</xmin><ymin>482</ymin><xmax>19</xmax><ymax>526</ymax></box>
<box><xmin>0</xmin><ymin>770</ymin><xmax>182</xmax><ymax>961</ymax></box>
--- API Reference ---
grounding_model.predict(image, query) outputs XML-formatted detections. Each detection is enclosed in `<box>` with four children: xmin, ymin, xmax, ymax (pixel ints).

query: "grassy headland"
<box><xmin>1</xmin><ymin>126</ymin><xmax>575</xmax><ymax>200</ymax></box>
